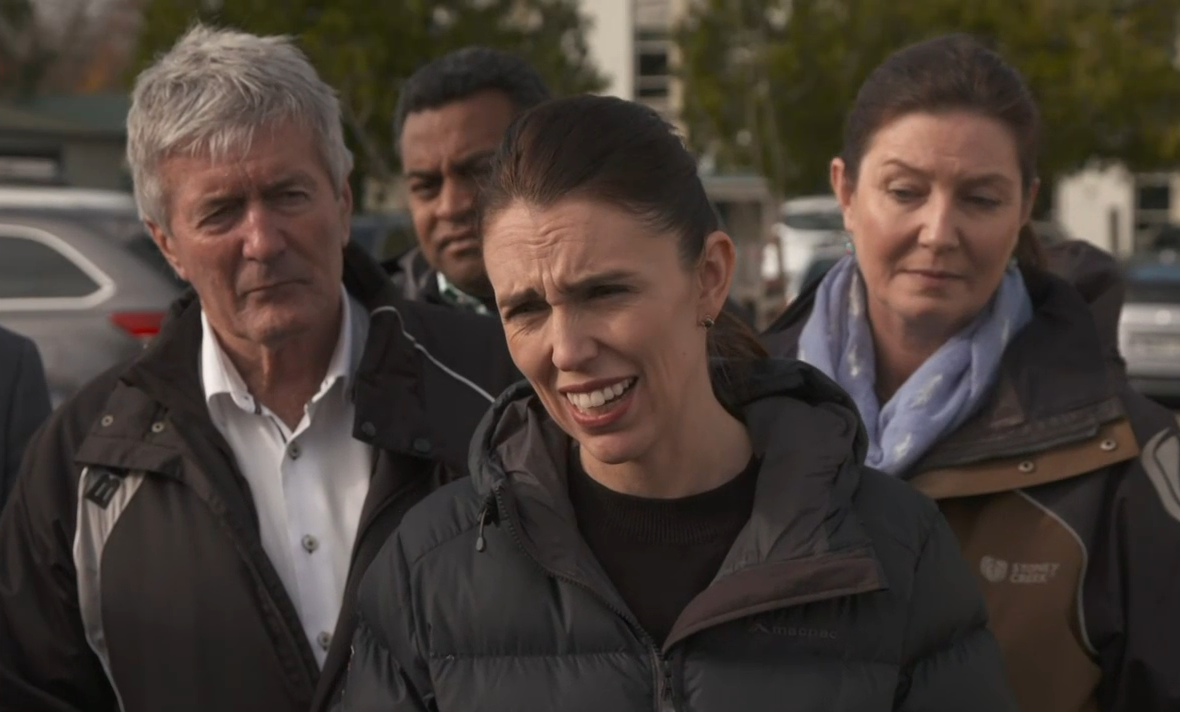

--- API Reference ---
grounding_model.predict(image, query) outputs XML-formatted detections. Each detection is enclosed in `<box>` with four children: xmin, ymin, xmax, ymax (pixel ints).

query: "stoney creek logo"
<box><xmin>980</xmin><ymin>556</ymin><xmax>1061</xmax><ymax>584</ymax></box>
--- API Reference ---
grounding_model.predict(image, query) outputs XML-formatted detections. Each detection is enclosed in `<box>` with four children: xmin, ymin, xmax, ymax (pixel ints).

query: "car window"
<box><xmin>0</xmin><ymin>233</ymin><xmax>101</xmax><ymax>299</ymax></box>
<box><xmin>783</xmin><ymin>212</ymin><xmax>845</xmax><ymax>231</ymax></box>
<box><xmin>1125</xmin><ymin>264</ymin><xmax>1180</xmax><ymax>303</ymax></box>
<box><xmin>124</xmin><ymin>231</ymin><xmax>187</xmax><ymax>288</ymax></box>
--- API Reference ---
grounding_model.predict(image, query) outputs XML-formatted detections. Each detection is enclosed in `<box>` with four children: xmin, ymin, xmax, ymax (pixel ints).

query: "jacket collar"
<box><xmin>912</xmin><ymin>266</ymin><xmax>1124</xmax><ymax>470</ymax></box>
<box><xmin>391</xmin><ymin>245</ymin><xmax>497</xmax><ymax>313</ymax></box>
<box><xmin>762</xmin><ymin>258</ymin><xmax>1126</xmax><ymax>470</ymax></box>
<box><xmin>470</xmin><ymin>359</ymin><xmax>886</xmax><ymax>649</ymax></box>
<box><xmin>82</xmin><ymin>243</ymin><xmax>443</xmax><ymax>470</ymax></box>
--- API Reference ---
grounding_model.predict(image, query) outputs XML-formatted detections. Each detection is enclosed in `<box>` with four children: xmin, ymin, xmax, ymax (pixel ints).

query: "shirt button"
<box><xmin>412</xmin><ymin>437</ymin><xmax>432</xmax><ymax>454</ymax></box>
<box><xmin>317</xmin><ymin>631</ymin><xmax>332</xmax><ymax>651</ymax></box>
<box><xmin>289</xmin><ymin>442</ymin><xmax>302</xmax><ymax>460</ymax></box>
<box><xmin>302</xmin><ymin>535</ymin><xmax>318</xmax><ymax>553</ymax></box>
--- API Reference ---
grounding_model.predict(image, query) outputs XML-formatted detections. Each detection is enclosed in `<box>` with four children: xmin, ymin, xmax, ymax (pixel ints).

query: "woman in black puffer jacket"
<box><xmin>337</xmin><ymin>94</ymin><xmax>1015</xmax><ymax>712</ymax></box>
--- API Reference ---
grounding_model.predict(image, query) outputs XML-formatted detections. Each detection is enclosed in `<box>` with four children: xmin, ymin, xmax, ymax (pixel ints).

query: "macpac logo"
<box><xmin>980</xmin><ymin>556</ymin><xmax>1060</xmax><ymax>585</ymax></box>
<box><xmin>751</xmin><ymin>622</ymin><xmax>839</xmax><ymax>640</ymax></box>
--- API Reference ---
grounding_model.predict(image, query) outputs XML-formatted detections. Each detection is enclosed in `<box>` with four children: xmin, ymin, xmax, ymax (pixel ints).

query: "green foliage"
<box><xmin>679</xmin><ymin>0</ymin><xmax>1180</xmax><ymax>201</ymax></box>
<box><xmin>131</xmin><ymin>0</ymin><xmax>605</xmax><ymax>203</ymax></box>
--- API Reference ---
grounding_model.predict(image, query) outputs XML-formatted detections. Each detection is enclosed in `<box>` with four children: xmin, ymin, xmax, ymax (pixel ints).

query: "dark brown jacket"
<box><xmin>762</xmin><ymin>242</ymin><xmax>1180</xmax><ymax>712</ymax></box>
<box><xmin>0</xmin><ymin>244</ymin><xmax>519</xmax><ymax>712</ymax></box>
<box><xmin>338</xmin><ymin>360</ymin><xmax>1016</xmax><ymax>711</ymax></box>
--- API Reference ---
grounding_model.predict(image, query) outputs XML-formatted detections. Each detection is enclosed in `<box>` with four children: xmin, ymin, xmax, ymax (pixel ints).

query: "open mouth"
<box><xmin>564</xmin><ymin>377</ymin><xmax>638</xmax><ymax>415</ymax></box>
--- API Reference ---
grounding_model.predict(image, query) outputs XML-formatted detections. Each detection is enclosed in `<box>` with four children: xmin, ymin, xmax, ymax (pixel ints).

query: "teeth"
<box><xmin>565</xmin><ymin>378</ymin><xmax>635</xmax><ymax>411</ymax></box>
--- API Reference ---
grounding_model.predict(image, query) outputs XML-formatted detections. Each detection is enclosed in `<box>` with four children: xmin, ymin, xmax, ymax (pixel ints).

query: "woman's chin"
<box><xmin>575</xmin><ymin>435</ymin><xmax>645</xmax><ymax>468</ymax></box>
<box><xmin>888</xmin><ymin>298</ymin><xmax>979</xmax><ymax>335</ymax></box>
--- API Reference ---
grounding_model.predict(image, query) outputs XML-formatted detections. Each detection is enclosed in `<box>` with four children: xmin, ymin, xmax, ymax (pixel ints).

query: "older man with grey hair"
<box><xmin>0</xmin><ymin>25</ymin><xmax>517</xmax><ymax>712</ymax></box>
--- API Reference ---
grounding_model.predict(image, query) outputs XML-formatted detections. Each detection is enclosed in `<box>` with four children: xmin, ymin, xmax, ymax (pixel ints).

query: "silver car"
<box><xmin>1119</xmin><ymin>258</ymin><xmax>1180</xmax><ymax>401</ymax></box>
<box><xmin>0</xmin><ymin>211</ymin><xmax>180</xmax><ymax>406</ymax></box>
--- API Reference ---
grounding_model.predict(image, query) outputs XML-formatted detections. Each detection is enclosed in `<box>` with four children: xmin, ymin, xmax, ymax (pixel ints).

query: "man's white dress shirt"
<box><xmin>201</xmin><ymin>288</ymin><xmax>372</xmax><ymax>667</ymax></box>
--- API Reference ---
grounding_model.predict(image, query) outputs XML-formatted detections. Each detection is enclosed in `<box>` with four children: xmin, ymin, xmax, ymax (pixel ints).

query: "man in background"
<box><xmin>388</xmin><ymin>47</ymin><xmax>550</xmax><ymax>315</ymax></box>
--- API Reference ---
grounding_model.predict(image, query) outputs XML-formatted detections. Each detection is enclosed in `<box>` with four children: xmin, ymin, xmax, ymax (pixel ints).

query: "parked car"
<box><xmin>0</xmin><ymin>211</ymin><xmax>181</xmax><ymax>406</ymax></box>
<box><xmin>1118</xmin><ymin>257</ymin><xmax>1180</xmax><ymax>402</ymax></box>
<box><xmin>0</xmin><ymin>186</ymin><xmax>413</xmax><ymax>404</ymax></box>
<box><xmin>763</xmin><ymin>195</ymin><xmax>848</xmax><ymax>302</ymax></box>
<box><xmin>797</xmin><ymin>243</ymin><xmax>851</xmax><ymax>296</ymax></box>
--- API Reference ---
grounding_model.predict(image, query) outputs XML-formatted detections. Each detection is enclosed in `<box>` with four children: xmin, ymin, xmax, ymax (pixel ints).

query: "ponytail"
<box><xmin>706</xmin><ymin>308</ymin><xmax>767</xmax><ymax>409</ymax></box>
<box><xmin>707</xmin><ymin>309</ymin><xmax>768</xmax><ymax>362</ymax></box>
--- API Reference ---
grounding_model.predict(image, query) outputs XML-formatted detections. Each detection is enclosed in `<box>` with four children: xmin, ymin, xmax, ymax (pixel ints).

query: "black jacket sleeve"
<box><xmin>0</xmin><ymin>333</ymin><xmax>52</xmax><ymax>512</ymax></box>
<box><xmin>0</xmin><ymin>400</ymin><xmax>117</xmax><ymax>712</ymax></box>
<box><xmin>895</xmin><ymin>513</ymin><xmax>1018</xmax><ymax>712</ymax></box>
<box><xmin>338</xmin><ymin>530</ymin><xmax>433</xmax><ymax>712</ymax></box>
<box><xmin>1091</xmin><ymin>413</ymin><xmax>1180</xmax><ymax>711</ymax></box>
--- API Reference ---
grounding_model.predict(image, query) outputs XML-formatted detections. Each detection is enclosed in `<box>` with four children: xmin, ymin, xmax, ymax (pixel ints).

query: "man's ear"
<box><xmin>145</xmin><ymin>221</ymin><xmax>189</xmax><ymax>283</ymax></box>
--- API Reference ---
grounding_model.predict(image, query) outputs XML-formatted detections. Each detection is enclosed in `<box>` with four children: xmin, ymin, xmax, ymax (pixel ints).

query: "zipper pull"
<box><xmin>654</xmin><ymin>651</ymin><xmax>677</xmax><ymax>711</ymax></box>
<box><xmin>475</xmin><ymin>495</ymin><xmax>497</xmax><ymax>552</ymax></box>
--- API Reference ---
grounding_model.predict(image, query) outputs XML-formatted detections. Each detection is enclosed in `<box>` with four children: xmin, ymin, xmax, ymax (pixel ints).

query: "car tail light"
<box><xmin>110</xmin><ymin>311</ymin><xmax>165</xmax><ymax>343</ymax></box>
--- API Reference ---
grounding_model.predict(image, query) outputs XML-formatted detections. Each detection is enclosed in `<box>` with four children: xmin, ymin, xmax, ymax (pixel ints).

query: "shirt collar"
<box><xmin>200</xmin><ymin>285</ymin><xmax>365</xmax><ymax>413</ymax></box>
<box><xmin>436</xmin><ymin>271</ymin><xmax>491</xmax><ymax>315</ymax></box>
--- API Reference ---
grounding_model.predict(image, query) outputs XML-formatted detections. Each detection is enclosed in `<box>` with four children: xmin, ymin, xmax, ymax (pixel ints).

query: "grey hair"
<box><xmin>126</xmin><ymin>24</ymin><xmax>353</xmax><ymax>230</ymax></box>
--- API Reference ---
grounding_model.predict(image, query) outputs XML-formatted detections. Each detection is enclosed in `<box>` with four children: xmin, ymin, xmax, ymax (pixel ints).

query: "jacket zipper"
<box><xmin>653</xmin><ymin>649</ymin><xmax>676</xmax><ymax>712</ymax></box>
<box><xmin>493</xmin><ymin>487</ymin><xmax>676</xmax><ymax>712</ymax></box>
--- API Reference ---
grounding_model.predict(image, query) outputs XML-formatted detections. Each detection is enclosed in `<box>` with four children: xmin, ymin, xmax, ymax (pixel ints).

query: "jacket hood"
<box><xmin>466</xmin><ymin>358</ymin><xmax>885</xmax><ymax>611</ymax></box>
<box><xmin>761</xmin><ymin>239</ymin><xmax>1128</xmax><ymax>470</ymax></box>
<box><xmin>469</xmin><ymin>358</ymin><xmax>869</xmax><ymax>498</ymax></box>
<box><xmin>120</xmin><ymin>242</ymin><xmax>461</xmax><ymax>463</ymax></box>
<box><xmin>765</xmin><ymin>240</ymin><xmax>1124</xmax><ymax>360</ymax></box>
<box><xmin>1042</xmin><ymin>239</ymin><xmax>1125</xmax><ymax>368</ymax></box>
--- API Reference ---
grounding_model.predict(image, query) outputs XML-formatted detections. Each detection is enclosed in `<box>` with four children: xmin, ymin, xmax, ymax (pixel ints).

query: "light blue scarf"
<box><xmin>796</xmin><ymin>256</ymin><xmax>1033</xmax><ymax>475</ymax></box>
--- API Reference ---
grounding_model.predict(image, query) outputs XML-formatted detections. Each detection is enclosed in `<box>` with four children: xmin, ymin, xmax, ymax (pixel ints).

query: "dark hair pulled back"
<box><xmin>842</xmin><ymin>34</ymin><xmax>1045</xmax><ymax>269</ymax></box>
<box><xmin>478</xmin><ymin>94</ymin><xmax>767</xmax><ymax>363</ymax></box>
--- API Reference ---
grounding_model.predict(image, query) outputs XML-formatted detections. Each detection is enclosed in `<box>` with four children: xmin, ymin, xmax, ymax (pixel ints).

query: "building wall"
<box><xmin>1054</xmin><ymin>165</ymin><xmax>1135</xmax><ymax>257</ymax></box>
<box><xmin>579</xmin><ymin>0</ymin><xmax>688</xmax><ymax>124</ymax></box>
<box><xmin>581</xmin><ymin>0</ymin><xmax>635</xmax><ymax>100</ymax></box>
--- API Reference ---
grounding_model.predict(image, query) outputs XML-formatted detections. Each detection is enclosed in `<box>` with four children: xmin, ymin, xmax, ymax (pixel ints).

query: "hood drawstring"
<box><xmin>475</xmin><ymin>494</ymin><xmax>499</xmax><ymax>553</ymax></box>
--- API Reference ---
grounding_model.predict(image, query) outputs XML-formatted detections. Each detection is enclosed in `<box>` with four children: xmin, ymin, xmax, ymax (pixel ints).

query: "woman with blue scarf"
<box><xmin>764</xmin><ymin>34</ymin><xmax>1180</xmax><ymax>712</ymax></box>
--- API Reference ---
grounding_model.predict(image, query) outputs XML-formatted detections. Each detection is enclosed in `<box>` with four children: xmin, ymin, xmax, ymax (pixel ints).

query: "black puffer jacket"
<box><xmin>339</xmin><ymin>360</ymin><xmax>1017</xmax><ymax>711</ymax></box>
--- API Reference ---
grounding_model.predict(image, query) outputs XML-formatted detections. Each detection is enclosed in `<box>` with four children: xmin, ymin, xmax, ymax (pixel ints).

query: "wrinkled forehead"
<box><xmin>483</xmin><ymin>198</ymin><xmax>680</xmax><ymax>297</ymax></box>
<box><xmin>160</xmin><ymin>123</ymin><xmax>330</xmax><ymax>205</ymax></box>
